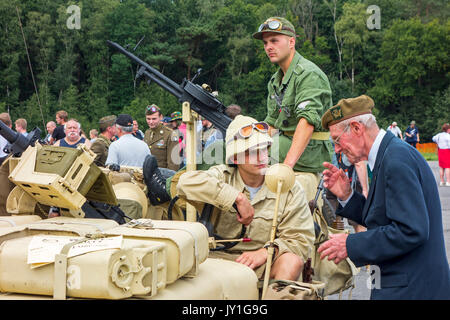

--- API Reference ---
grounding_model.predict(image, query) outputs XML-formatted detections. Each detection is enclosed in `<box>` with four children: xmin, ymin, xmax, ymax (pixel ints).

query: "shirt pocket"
<box><xmin>214</xmin><ymin>208</ymin><xmax>244</xmax><ymax>239</ymax></box>
<box><xmin>247</xmin><ymin>205</ymin><xmax>279</xmax><ymax>247</ymax></box>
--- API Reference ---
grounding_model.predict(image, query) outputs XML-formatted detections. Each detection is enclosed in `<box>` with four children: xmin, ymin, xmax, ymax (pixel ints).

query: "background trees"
<box><xmin>0</xmin><ymin>0</ymin><xmax>448</xmax><ymax>141</ymax></box>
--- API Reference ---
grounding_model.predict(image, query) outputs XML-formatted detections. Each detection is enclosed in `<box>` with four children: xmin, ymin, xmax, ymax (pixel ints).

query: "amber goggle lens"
<box><xmin>239</xmin><ymin>122</ymin><xmax>269</xmax><ymax>138</ymax></box>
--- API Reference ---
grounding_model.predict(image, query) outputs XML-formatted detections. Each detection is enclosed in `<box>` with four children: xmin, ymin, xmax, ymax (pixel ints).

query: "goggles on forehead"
<box><xmin>146</xmin><ymin>104</ymin><xmax>160</xmax><ymax>113</ymax></box>
<box><xmin>231</xmin><ymin>122</ymin><xmax>269</xmax><ymax>141</ymax></box>
<box><xmin>257</xmin><ymin>19</ymin><xmax>295</xmax><ymax>34</ymax></box>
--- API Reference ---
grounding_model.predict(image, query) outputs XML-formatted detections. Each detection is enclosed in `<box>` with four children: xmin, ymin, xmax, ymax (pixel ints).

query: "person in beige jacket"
<box><xmin>176</xmin><ymin>115</ymin><xmax>315</xmax><ymax>281</ymax></box>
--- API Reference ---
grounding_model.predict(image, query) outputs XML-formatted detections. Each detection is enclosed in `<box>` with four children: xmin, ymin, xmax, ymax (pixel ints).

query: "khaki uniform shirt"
<box><xmin>265</xmin><ymin>51</ymin><xmax>333</xmax><ymax>173</ymax></box>
<box><xmin>90</xmin><ymin>134</ymin><xmax>111</xmax><ymax>167</ymax></box>
<box><xmin>176</xmin><ymin>164</ymin><xmax>315</xmax><ymax>261</ymax></box>
<box><xmin>144</xmin><ymin>123</ymin><xmax>180</xmax><ymax>171</ymax></box>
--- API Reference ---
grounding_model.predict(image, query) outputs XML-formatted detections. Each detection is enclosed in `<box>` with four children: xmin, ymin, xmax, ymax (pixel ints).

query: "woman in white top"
<box><xmin>432</xmin><ymin>123</ymin><xmax>450</xmax><ymax>186</ymax></box>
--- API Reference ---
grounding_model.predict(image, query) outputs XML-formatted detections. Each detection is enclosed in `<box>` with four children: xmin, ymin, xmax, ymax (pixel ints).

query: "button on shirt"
<box><xmin>105</xmin><ymin>133</ymin><xmax>151</xmax><ymax>168</ymax></box>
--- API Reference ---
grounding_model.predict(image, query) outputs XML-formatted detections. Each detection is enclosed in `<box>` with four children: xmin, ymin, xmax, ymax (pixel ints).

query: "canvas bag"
<box><xmin>310</xmin><ymin>205</ymin><xmax>358</xmax><ymax>297</ymax></box>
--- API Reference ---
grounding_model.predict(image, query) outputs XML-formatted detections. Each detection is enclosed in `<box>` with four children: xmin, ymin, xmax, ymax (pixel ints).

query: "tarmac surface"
<box><xmin>327</xmin><ymin>161</ymin><xmax>450</xmax><ymax>300</ymax></box>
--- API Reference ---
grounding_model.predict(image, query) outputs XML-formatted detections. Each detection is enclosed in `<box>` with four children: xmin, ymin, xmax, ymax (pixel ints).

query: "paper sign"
<box><xmin>27</xmin><ymin>235</ymin><xmax>123</xmax><ymax>268</ymax></box>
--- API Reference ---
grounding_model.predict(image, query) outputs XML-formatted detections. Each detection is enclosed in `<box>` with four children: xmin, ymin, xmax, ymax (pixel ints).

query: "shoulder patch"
<box><xmin>297</xmin><ymin>101</ymin><xmax>311</xmax><ymax>110</ymax></box>
<box><xmin>293</xmin><ymin>63</ymin><xmax>304</xmax><ymax>75</ymax></box>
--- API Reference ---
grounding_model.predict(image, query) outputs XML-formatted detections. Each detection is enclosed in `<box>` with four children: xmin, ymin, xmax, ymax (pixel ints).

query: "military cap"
<box><xmin>162</xmin><ymin>116</ymin><xmax>171</xmax><ymax>124</ymax></box>
<box><xmin>116</xmin><ymin>114</ymin><xmax>133</xmax><ymax>127</ymax></box>
<box><xmin>252</xmin><ymin>17</ymin><xmax>296</xmax><ymax>40</ymax></box>
<box><xmin>145</xmin><ymin>104</ymin><xmax>160</xmax><ymax>115</ymax></box>
<box><xmin>98</xmin><ymin>115</ymin><xmax>117</xmax><ymax>131</ymax></box>
<box><xmin>170</xmin><ymin>111</ymin><xmax>182</xmax><ymax>121</ymax></box>
<box><xmin>321</xmin><ymin>95</ymin><xmax>375</xmax><ymax>130</ymax></box>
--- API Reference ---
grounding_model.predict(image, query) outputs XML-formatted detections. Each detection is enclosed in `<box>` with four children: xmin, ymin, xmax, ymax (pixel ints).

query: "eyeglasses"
<box><xmin>146</xmin><ymin>104</ymin><xmax>160</xmax><ymax>113</ymax></box>
<box><xmin>231</xmin><ymin>122</ymin><xmax>269</xmax><ymax>142</ymax></box>
<box><xmin>331</xmin><ymin>124</ymin><xmax>350</xmax><ymax>146</ymax></box>
<box><xmin>257</xmin><ymin>19</ymin><xmax>295</xmax><ymax>34</ymax></box>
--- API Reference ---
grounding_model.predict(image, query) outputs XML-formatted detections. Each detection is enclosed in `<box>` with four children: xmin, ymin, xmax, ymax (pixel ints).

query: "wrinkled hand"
<box><xmin>317</xmin><ymin>233</ymin><xmax>349</xmax><ymax>264</ymax></box>
<box><xmin>322</xmin><ymin>162</ymin><xmax>352</xmax><ymax>200</ymax></box>
<box><xmin>235</xmin><ymin>192</ymin><xmax>254</xmax><ymax>226</ymax></box>
<box><xmin>235</xmin><ymin>248</ymin><xmax>267</xmax><ymax>269</ymax></box>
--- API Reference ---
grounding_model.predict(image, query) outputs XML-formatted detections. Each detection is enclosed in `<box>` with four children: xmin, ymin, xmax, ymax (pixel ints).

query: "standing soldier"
<box><xmin>253</xmin><ymin>17</ymin><xmax>333</xmax><ymax>203</ymax></box>
<box><xmin>170</xmin><ymin>111</ymin><xmax>186</xmax><ymax>164</ymax></box>
<box><xmin>90</xmin><ymin>115</ymin><xmax>117</xmax><ymax>167</ymax></box>
<box><xmin>144</xmin><ymin>104</ymin><xmax>180</xmax><ymax>171</ymax></box>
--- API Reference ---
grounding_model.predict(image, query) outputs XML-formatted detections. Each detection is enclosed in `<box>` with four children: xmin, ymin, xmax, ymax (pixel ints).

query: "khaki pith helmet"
<box><xmin>225</xmin><ymin>115</ymin><xmax>272</xmax><ymax>164</ymax></box>
<box><xmin>252</xmin><ymin>17</ymin><xmax>296</xmax><ymax>40</ymax></box>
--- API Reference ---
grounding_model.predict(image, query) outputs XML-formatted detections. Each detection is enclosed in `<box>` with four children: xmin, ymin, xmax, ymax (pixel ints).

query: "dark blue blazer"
<box><xmin>337</xmin><ymin>131</ymin><xmax>450</xmax><ymax>300</ymax></box>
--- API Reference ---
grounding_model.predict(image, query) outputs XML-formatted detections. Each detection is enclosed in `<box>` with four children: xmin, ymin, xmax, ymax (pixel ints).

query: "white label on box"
<box><xmin>27</xmin><ymin>235</ymin><xmax>123</xmax><ymax>268</ymax></box>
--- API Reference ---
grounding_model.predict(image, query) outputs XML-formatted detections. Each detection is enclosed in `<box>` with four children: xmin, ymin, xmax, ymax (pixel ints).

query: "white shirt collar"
<box><xmin>368</xmin><ymin>129</ymin><xmax>386</xmax><ymax>171</ymax></box>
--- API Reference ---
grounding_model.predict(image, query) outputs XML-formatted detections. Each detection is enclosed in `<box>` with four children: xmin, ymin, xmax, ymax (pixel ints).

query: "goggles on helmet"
<box><xmin>257</xmin><ymin>19</ymin><xmax>294</xmax><ymax>34</ymax></box>
<box><xmin>229</xmin><ymin>122</ymin><xmax>269</xmax><ymax>143</ymax></box>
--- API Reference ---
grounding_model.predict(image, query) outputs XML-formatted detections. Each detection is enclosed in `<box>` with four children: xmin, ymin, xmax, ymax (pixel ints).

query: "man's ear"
<box><xmin>350</xmin><ymin>121</ymin><xmax>363</xmax><ymax>136</ymax></box>
<box><xmin>289</xmin><ymin>36</ymin><xmax>296</xmax><ymax>49</ymax></box>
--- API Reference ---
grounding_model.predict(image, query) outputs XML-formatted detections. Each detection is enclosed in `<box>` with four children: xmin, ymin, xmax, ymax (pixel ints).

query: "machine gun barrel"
<box><xmin>0</xmin><ymin>120</ymin><xmax>41</xmax><ymax>156</ymax></box>
<box><xmin>107</xmin><ymin>40</ymin><xmax>231</xmax><ymax>135</ymax></box>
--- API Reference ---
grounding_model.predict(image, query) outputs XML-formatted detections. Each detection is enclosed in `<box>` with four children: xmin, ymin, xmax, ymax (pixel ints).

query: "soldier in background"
<box><xmin>91</xmin><ymin>115</ymin><xmax>117</xmax><ymax>167</ymax></box>
<box><xmin>144</xmin><ymin>104</ymin><xmax>180</xmax><ymax>171</ymax></box>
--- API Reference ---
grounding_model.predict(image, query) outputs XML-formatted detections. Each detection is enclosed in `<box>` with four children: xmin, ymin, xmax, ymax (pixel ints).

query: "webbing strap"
<box><xmin>53</xmin><ymin>234</ymin><xmax>104</xmax><ymax>300</ymax></box>
<box><xmin>282</xmin><ymin>131</ymin><xmax>330</xmax><ymax>140</ymax></box>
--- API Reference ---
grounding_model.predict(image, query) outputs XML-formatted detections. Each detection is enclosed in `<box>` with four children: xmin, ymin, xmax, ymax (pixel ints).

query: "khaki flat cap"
<box><xmin>321</xmin><ymin>95</ymin><xmax>374</xmax><ymax>130</ymax></box>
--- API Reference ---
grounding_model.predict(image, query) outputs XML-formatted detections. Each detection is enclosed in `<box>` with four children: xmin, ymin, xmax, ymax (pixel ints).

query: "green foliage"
<box><xmin>0</xmin><ymin>0</ymin><xmax>448</xmax><ymax>142</ymax></box>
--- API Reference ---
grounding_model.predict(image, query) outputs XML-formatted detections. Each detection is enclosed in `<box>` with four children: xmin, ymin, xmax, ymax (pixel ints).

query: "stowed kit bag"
<box><xmin>310</xmin><ymin>206</ymin><xmax>358</xmax><ymax>296</ymax></box>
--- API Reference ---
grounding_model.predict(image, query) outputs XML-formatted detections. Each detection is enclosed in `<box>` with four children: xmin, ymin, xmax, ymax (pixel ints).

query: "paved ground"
<box><xmin>327</xmin><ymin>161</ymin><xmax>450</xmax><ymax>300</ymax></box>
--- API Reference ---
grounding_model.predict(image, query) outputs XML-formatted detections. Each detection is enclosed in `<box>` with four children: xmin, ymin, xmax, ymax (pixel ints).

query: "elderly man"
<box><xmin>44</xmin><ymin>121</ymin><xmax>56</xmax><ymax>144</ymax></box>
<box><xmin>174</xmin><ymin>115</ymin><xmax>315</xmax><ymax>281</ymax></box>
<box><xmin>91</xmin><ymin>115</ymin><xmax>117</xmax><ymax>167</ymax></box>
<box><xmin>53</xmin><ymin>118</ymin><xmax>91</xmax><ymax>149</ymax></box>
<box><xmin>318</xmin><ymin>95</ymin><xmax>450</xmax><ymax>299</ymax></box>
<box><xmin>105</xmin><ymin>114</ymin><xmax>150</xmax><ymax>168</ymax></box>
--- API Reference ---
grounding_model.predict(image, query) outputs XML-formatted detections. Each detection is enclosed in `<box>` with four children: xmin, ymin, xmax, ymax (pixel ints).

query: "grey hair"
<box><xmin>116</xmin><ymin>124</ymin><xmax>133</xmax><ymax>133</ymax></box>
<box><xmin>64</xmin><ymin>119</ymin><xmax>81</xmax><ymax>130</ymax></box>
<box><xmin>336</xmin><ymin>114</ymin><xmax>378</xmax><ymax>130</ymax></box>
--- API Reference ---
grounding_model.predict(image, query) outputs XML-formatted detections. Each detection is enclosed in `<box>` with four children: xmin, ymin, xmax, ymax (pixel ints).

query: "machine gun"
<box><xmin>106</xmin><ymin>40</ymin><xmax>232</xmax><ymax>136</ymax></box>
<box><xmin>0</xmin><ymin>120</ymin><xmax>41</xmax><ymax>157</ymax></box>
